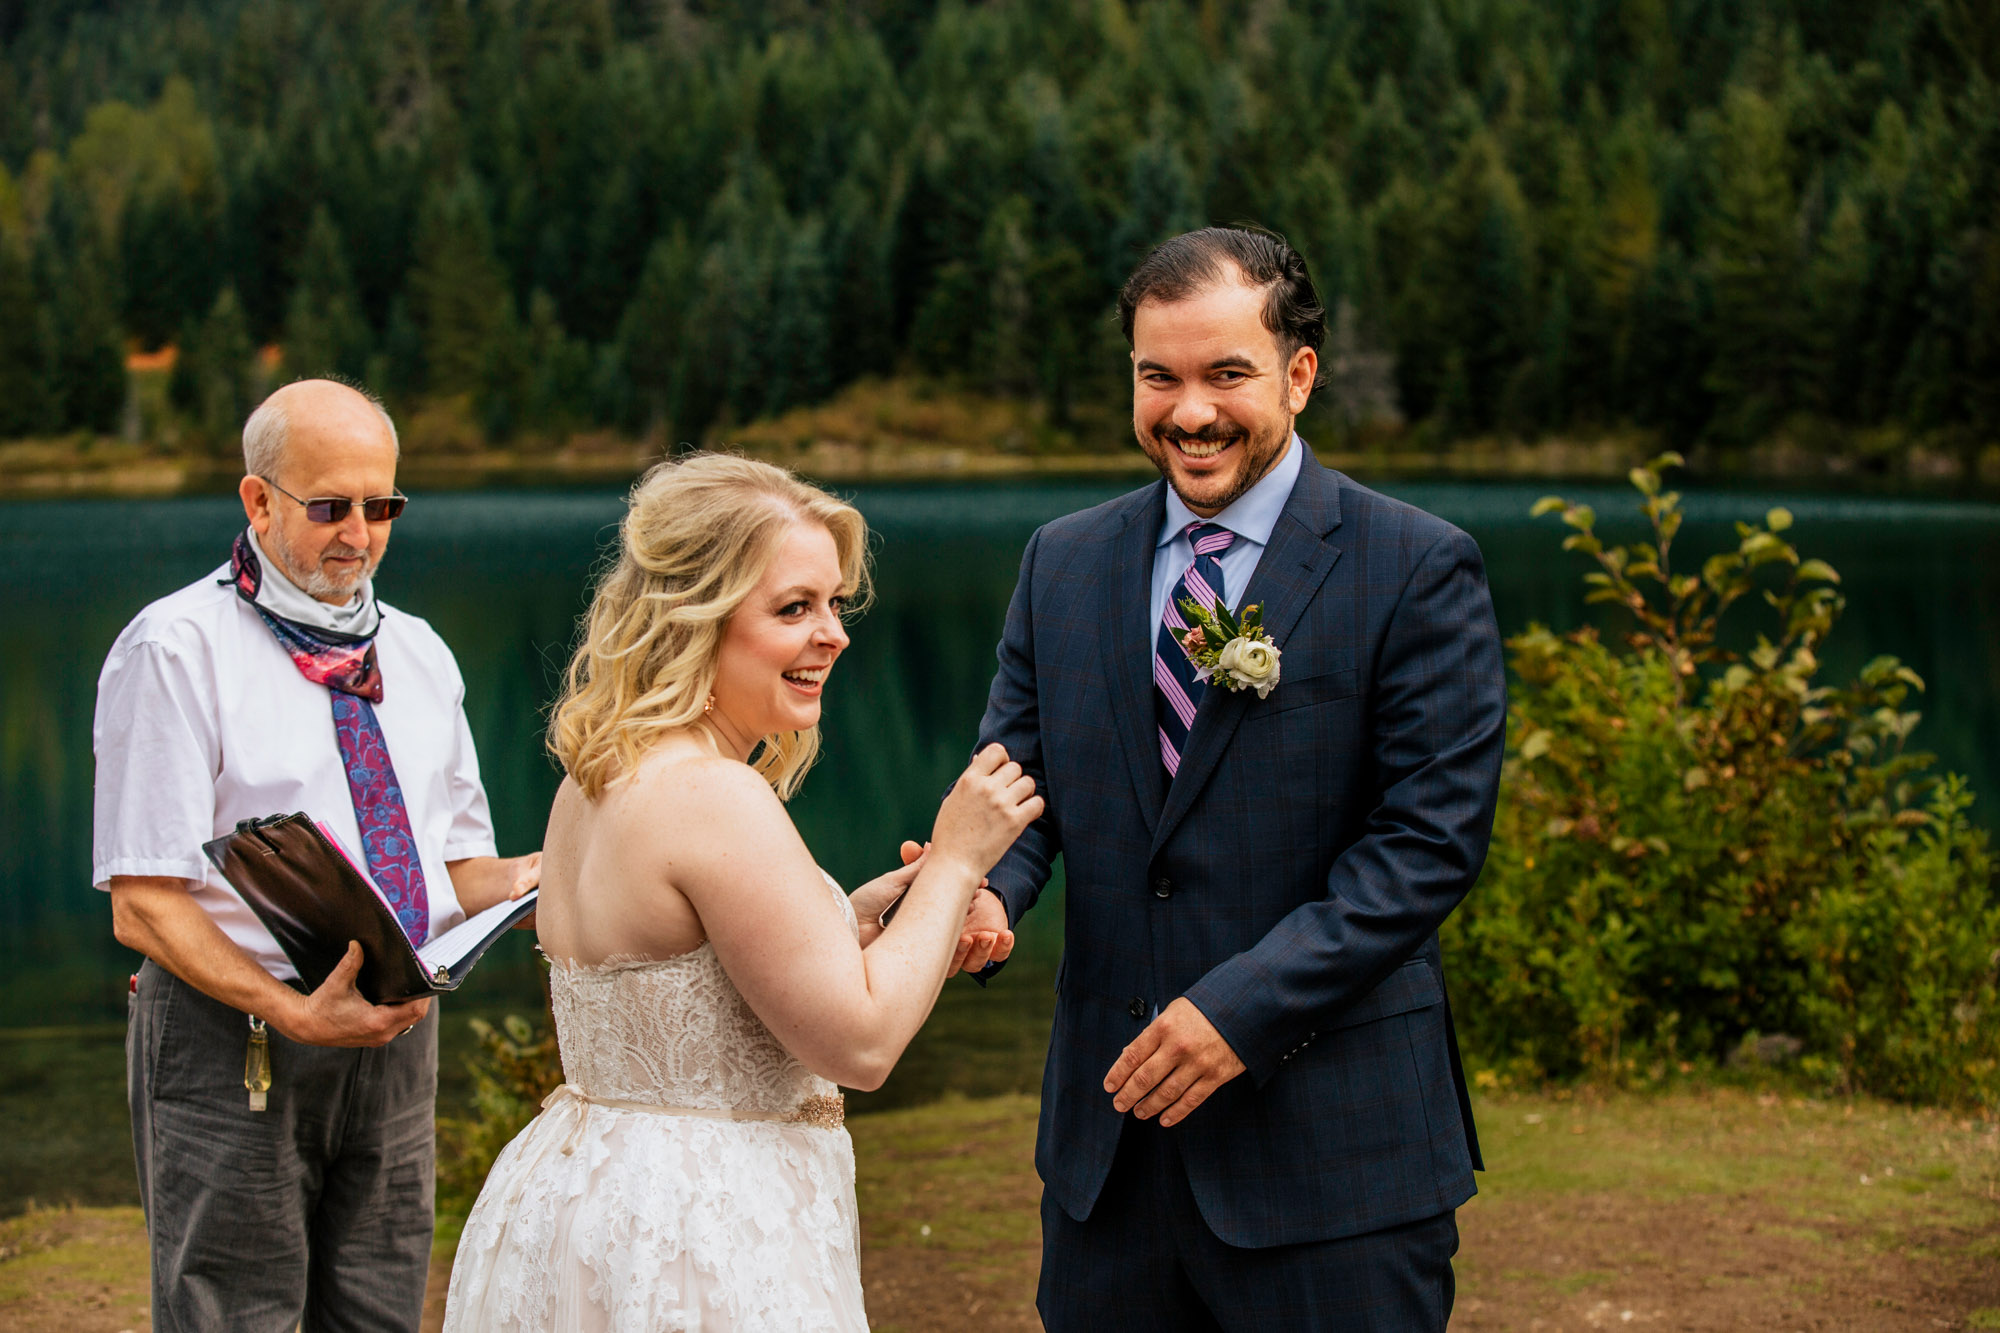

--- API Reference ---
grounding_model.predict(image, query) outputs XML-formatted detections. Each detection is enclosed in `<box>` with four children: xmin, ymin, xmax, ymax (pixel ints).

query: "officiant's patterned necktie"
<box><xmin>1155</xmin><ymin>522</ymin><xmax>1236</xmax><ymax>777</ymax></box>
<box><xmin>228</xmin><ymin>534</ymin><xmax>430</xmax><ymax>946</ymax></box>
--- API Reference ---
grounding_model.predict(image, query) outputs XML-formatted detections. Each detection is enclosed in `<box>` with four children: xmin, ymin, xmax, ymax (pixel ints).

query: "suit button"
<box><xmin>1129</xmin><ymin>997</ymin><xmax>1147</xmax><ymax>1019</ymax></box>
<box><xmin>1153</xmin><ymin>877</ymin><xmax>1173</xmax><ymax>899</ymax></box>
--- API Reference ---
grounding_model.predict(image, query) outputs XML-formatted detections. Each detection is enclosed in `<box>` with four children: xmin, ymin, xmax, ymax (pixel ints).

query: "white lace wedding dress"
<box><xmin>442</xmin><ymin>876</ymin><xmax>867</xmax><ymax>1331</ymax></box>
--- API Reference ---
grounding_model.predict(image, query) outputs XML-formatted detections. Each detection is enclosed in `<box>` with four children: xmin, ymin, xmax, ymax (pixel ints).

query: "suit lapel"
<box><xmin>1147</xmin><ymin>453</ymin><xmax>1345</xmax><ymax>861</ymax></box>
<box><xmin>1101</xmin><ymin>484</ymin><xmax>1168</xmax><ymax>828</ymax></box>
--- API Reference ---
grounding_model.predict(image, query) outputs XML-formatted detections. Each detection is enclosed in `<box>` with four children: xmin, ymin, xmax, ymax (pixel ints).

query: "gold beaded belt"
<box><xmin>541</xmin><ymin>1083</ymin><xmax>845</xmax><ymax>1154</ymax></box>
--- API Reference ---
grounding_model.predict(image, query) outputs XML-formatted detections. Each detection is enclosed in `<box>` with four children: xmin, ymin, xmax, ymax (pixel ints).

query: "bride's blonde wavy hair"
<box><xmin>550</xmin><ymin>453</ymin><xmax>871</xmax><ymax>801</ymax></box>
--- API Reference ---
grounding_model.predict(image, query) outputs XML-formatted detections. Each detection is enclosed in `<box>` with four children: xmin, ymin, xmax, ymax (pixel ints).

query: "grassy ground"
<box><xmin>0</xmin><ymin>1027</ymin><xmax>134</xmax><ymax>1214</ymax></box>
<box><xmin>5</xmin><ymin>1086</ymin><xmax>1995</xmax><ymax>1331</ymax></box>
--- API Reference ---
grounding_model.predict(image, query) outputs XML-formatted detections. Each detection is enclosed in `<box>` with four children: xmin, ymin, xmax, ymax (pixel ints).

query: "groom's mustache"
<box><xmin>1153</xmin><ymin>424</ymin><xmax>1244</xmax><ymax>447</ymax></box>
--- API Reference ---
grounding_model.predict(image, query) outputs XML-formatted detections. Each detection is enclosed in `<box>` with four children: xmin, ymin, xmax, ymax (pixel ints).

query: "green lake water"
<box><xmin>2</xmin><ymin>477</ymin><xmax>1997</xmax><ymax>1145</ymax></box>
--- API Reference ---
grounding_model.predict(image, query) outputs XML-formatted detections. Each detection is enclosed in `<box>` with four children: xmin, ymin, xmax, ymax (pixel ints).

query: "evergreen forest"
<box><xmin>1</xmin><ymin>0</ymin><xmax>1997</xmax><ymax>465</ymax></box>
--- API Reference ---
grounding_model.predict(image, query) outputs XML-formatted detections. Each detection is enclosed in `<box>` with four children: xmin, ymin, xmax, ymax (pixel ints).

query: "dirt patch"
<box><xmin>0</xmin><ymin>1205</ymin><xmax>152</xmax><ymax>1333</ymax></box>
<box><xmin>1455</xmin><ymin>1193</ymin><xmax>2000</xmax><ymax>1330</ymax></box>
<box><xmin>861</xmin><ymin>1240</ymin><xmax>1043</xmax><ymax>1331</ymax></box>
<box><xmin>1454</xmin><ymin>1088</ymin><xmax>2000</xmax><ymax>1332</ymax></box>
<box><xmin>422</xmin><ymin>1248</ymin><xmax>451</xmax><ymax>1332</ymax></box>
<box><xmin>13</xmin><ymin>1090</ymin><xmax>1999</xmax><ymax>1332</ymax></box>
<box><xmin>853</xmin><ymin>1094</ymin><xmax>1046</xmax><ymax>1332</ymax></box>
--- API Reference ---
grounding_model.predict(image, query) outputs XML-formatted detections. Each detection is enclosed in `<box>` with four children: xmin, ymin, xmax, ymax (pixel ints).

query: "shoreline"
<box><xmin>6</xmin><ymin>433</ymin><xmax>2000</xmax><ymax>501</ymax></box>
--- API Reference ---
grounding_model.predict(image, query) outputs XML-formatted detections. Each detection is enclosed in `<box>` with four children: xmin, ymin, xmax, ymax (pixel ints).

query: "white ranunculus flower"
<box><xmin>1219</xmin><ymin>635</ymin><xmax>1281</xmax><ymax>698</ymax></box>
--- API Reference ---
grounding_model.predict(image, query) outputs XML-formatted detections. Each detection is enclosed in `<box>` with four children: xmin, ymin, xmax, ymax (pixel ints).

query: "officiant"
<box><xmin>92</xmin><ymin>378</ymin><xmax>541</xmax><ymax>1333</ymax></box>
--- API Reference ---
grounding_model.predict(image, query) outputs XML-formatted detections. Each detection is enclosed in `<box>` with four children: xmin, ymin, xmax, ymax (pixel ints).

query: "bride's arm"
<box><xmin>635</xmin><ymin>747</ymin><xmax>1039</xmax><ymax>1091</ymax></box>
<box><xmin>849</xmin><ymin>851</ymin><xmax>1008</xmax><ymax>973</ymax></box>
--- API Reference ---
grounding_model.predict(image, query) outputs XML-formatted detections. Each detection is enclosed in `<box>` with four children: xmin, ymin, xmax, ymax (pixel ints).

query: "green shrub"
<box><xmin>435</xmin><ymin>1013</ymin><xmax>564</xmax><ymax>1220</ymax></box>
<box><xmin>1448</xmin><ymin>454</ymin><xmax>2000</xmax><ymax>1107</ymax></box>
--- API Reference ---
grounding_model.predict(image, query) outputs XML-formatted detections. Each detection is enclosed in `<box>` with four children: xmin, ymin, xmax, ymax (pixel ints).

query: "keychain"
<box><xmin>244</xmin><ymin>1015</ymin><xmax>272</xmax><ymax>1112</ymax></box>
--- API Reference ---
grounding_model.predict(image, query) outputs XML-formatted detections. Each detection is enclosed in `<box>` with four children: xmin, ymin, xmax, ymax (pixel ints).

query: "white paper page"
<box><xmin>419</xmin><ymin>891</ymin><xmax>539</xmax><ymax>971</ymax></box>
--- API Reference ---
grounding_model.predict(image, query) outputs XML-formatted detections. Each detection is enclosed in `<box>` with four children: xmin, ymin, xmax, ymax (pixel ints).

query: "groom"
<box><xmin>969</xmin><ymin>227</ymin><xmax>1505</xmax><ymax>1328</ymax></box>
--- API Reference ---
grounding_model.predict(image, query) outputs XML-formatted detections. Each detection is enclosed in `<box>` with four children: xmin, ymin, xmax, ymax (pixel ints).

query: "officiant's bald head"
<box><xmin>243</xmin><ymin>379</ymin><xmax>399</xmax><ymax>480</ymax></box>
<box><xmin>236</xmin><ymin>380</ymin><xmax>404</xmax><ymax>604</ymax></box>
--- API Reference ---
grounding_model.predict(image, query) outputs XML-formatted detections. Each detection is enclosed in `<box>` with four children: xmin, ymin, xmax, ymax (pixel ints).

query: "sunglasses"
<box><xmin>263</xmin><ymin>478</ymin><xmax>409</xmax><ymax>524</ymax></box>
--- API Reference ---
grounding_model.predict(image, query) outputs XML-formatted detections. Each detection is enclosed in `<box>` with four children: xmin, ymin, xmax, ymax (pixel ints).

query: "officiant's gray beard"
<box><xmin>268</xmin><ymin>524</ymin><xmax>381</xmax><ymax>602</ymax></box>
<box><xmin>297</xmin><ymin>544</ymin><xmax>378</xmax><ymax>599</ymax></box>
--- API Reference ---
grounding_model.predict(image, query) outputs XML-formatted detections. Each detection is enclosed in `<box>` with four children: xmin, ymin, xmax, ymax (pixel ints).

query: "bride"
<box><xmin>443</xmin><ymin>453</ymin><xmax>1042</xmax><ymax>1331</ymax></box>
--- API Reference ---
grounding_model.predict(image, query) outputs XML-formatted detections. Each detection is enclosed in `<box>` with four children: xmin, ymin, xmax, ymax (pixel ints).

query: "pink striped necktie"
<box><xmin>1155</xmin><ymin>522</ymin><xmax>1237</xmax><ymax>776</ymax></box>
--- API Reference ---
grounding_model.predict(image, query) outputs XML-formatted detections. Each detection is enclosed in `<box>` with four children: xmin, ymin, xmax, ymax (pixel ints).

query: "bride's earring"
<box><xmin>703</xmin><ymin>693</ymin><xmax>715</xmax><ymax>716</ymax></box>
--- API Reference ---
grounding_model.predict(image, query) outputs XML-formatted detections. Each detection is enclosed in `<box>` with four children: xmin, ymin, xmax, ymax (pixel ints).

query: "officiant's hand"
<box><xmin>1104</xmin><ymin>997</ymin><xmax>1245</xmax><ymax>1127</ymax></box>
<box><xmin>897</xmin><ymin>840</ymin><xmax>1013</xmax><ymax>976</ymax></box>
<box><xmin>283</xmin><ymin>941</ymin><xmax>433</xmax><ymax>1048</ymax></box>
<box><xmin>447</xmin><ymin>852</ymin><xmax>542</xmax><ymax>920</ymax></box>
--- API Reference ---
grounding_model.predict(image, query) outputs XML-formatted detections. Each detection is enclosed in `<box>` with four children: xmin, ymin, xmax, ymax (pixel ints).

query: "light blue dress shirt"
<box><xmin>1148</xmin><ymin>434</ymin><xmax>1305</xmax><ymax>632</ymax></box>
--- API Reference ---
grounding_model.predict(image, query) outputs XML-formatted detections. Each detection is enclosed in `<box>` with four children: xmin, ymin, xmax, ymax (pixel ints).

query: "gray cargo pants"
<box><xmin>128</xmin><ymin>959</ymin><xmax>438</xmax><ymax>1332</ymax></box>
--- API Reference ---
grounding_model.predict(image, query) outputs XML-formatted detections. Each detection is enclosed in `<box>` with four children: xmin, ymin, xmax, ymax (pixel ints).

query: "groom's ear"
<box><xmin>1286</xmin><ymin>345</ymin><xmax>1318</xmax><ymax>415</ymax></box>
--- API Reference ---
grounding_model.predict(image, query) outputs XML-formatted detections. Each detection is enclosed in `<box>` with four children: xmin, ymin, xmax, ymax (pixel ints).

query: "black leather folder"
<box><xmin>203</xmin><ymin>812</ymin><xmax>536</xmax><ymax>1004</ymax></box>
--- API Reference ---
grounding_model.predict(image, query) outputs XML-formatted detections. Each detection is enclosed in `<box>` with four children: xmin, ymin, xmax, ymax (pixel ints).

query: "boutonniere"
<box><xmin>1176</xmin><ymin>598</ymin><xmax>1283</xmax><ymax>699</ymax></box>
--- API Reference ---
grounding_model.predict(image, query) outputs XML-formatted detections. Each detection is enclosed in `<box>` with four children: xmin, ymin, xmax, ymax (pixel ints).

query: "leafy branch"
<box><xmin>1533</xmin><ymin>452</ymin><xmax>1847</xmax><ymax>707</ymax></box>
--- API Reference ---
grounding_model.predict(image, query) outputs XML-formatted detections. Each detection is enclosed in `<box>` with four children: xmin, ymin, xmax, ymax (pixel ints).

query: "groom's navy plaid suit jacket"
<box><xmin>975</xmin><ymin>448</ymin><xmax>1505</xmax><ymax>1249</ymax></box>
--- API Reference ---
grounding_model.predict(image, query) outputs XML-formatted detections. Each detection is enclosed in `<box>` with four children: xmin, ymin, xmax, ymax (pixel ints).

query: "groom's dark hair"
<box><xmin>1118</xmin><ymin>226</ymin><xmax>1329</xmax><ymax>390</ymax></box>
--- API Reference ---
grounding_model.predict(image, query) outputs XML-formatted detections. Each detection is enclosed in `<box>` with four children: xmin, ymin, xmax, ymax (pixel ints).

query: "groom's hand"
<box><xmin>1104</xmin><ymin>998</ymin><xmax>1246</xmax><ymax>1128</ymax></box>
<box><xmin>897</xmin><ymin>840</ymin><xmax>1014</xmax><ymax>976</ymax></box>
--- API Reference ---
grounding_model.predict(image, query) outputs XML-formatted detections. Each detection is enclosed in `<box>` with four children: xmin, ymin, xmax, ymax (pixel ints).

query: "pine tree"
<box><xmin>978</xmin><ymin>196</ymin><xmax>1036</xmax><ymax>400</ymax></box>
<box><xmin>0</xmin><ymin>240</ymin><xmax>51</xmax><ymax>437</ymax></box>
<box><xmin>39</xmin><ymin>232</ymin><xmax>127</xmax><ymax>435</ymax></box>
<box><xmin>1969</xmin><ymin>198</ymin><xmax>2000</xmax><ymax>439</ymax></box>
<box><xmin>120</xmin><ymin>186</ymin><xmax>218</xmax><ymax>350</ymax></box>
<box><xmin>1802</xmin><ymin>192</ymin><xmax>1873</xmax><ymax>420</ymax></box>
<box><xmin>521</xmin><ymin>288</ymin><xmax>594</xmax><ymax>440</ymax></box>
<box><xmin>172</xmin><ymin>286</ymin><xmax>256</xmax><ymax>452</ymax></box>
<box><xmin>1370</xmin><ymin>173</ymin><xmax>1448</xmax><ymax>424</ymax></box>
<box><xmin>762</xmin><ymin>218</ymin><xmax>832</xmax><ymax>418</ymax></box>
<box><xmin>1702</xmin><ymin>86</ymin><xmax>1802</xmax><ymax>445</ymax></box>
<box><xmin>1422</xmin><ymin>136</ymin><xmax>1536</xmax><ymax>434</ymax></box>
<box><xmin>406</xmin><ymin>169</ymin><xmax>512</xmax><ymax>397</ymax></box>
<box><xmin>282</xmin><ymin>207</ymin><xmax>374</xmax><ymax>382</ymax></box>
<box><xmin>571</xmin><ymin>164</ymin><xmax>651</xmax><ymax>343</ymax></box>
<box><xmin>613</xmin><ymin>230</ymin><xmax>697</xmax><ymax>439</ymax></box>
<box><xmin>1626</xmin><ymin>243</ymin><xmax>1710</xmax><ymax>443</ymax></box>
<box><xmin>476</xmin><ymin>291</ymin><xmax>529</xmax><ymax>443</ymax></box>
<box><xmin>1588</xmin><ymin>116</ymin><xmax>1662</xmax><ymax>405</ymax></box>
<box><xmin>823</xmin><ymin>140</ymin><xmax>900</xmax><ymax>388</ymax></box>
<box><xmin>1107</xmin><ymin>133</ymin><xmax>1203</xmax><ymax>288</ymax></box>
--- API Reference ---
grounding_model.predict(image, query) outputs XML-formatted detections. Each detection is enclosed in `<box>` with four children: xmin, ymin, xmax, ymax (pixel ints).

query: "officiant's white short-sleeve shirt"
<box><xmin>92</xmin><ymin>563</ymin><xmax>499</xmax><ymax>982</ymax></box>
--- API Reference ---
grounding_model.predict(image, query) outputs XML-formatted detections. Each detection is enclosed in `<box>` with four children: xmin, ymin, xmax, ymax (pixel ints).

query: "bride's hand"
<box><xmin>930</xmin><ymin>744</ymin><xmax>1044</xmax><ymax>879</ymax></box>
<box><xmin>849</xmin><ymin>852</ymin><xmax>925</xmax><ymax>928</ymax></box>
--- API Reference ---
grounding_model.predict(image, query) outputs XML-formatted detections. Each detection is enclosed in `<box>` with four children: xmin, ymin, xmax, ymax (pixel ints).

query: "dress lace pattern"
<box><xmin>443</xmin><ymin>876</ymin><xmax>867</xmax><ymax>1332</ymax></box>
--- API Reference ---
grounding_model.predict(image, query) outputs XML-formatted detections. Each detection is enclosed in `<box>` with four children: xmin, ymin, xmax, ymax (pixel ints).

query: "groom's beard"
<box><xmin>1141</xmin><ymin>417</ymin><xmax>1292</xmax><ymax>515</ymax></box>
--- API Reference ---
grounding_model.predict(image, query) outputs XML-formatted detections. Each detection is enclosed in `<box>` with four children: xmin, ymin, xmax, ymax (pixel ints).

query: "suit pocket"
<box><xmin>1328</xmin><ymin>959</ymin><xmax>1442</xmax><ymax>1031</ymax></box>
<box><xmin>1269</xmin><ymin>667</ymin><xmax>1360</xmax><ymax>713</ymax></box>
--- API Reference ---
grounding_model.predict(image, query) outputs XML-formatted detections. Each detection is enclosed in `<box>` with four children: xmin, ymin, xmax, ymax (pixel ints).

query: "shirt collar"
<box><xmin>243</xmin><ymin>526</ymin><xmax>381</xmax><ymax>637</ymax></box>
<box><xmin>1157</xmin><ymin>432</ymin><xmax>1304</xmax><ymax>550</ymax></box>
